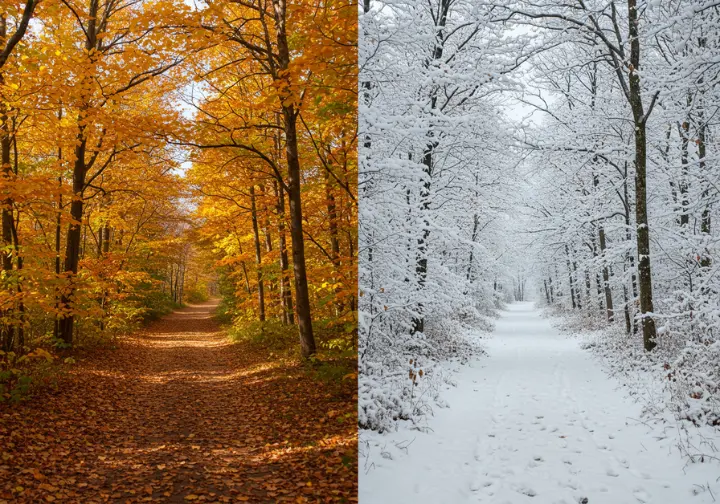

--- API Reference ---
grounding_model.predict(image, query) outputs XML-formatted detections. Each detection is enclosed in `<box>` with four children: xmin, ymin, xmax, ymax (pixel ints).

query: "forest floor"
<box><xmin>0</xmin><ymin>300</ymin><xmax>357</xmax><ymax>503</ymax></box>
<box><xmin>361</xmin><ymin>302</ymin><xmax>720</xmax><ymax>504</ymax></box>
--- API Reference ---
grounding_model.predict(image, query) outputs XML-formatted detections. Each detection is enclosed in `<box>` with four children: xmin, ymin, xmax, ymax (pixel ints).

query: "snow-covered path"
<box><xmin>361</xmin><ymin>302</ymin><xmax>720</xmax><ymax>504</ymax></box>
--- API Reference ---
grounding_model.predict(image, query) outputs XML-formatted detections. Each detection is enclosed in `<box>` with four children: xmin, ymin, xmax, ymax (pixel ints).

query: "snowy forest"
<box><xmin>360</xmin><ymin>0</ymin><xmax>720</xmax><ymax>500</ymax></box>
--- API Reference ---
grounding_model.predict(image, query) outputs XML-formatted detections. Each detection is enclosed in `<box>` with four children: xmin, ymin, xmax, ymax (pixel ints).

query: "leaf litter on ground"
<box><xmin>0</xmin><ymin>301</ymin><xmax>357</xmax><ymax>503</ymax></box>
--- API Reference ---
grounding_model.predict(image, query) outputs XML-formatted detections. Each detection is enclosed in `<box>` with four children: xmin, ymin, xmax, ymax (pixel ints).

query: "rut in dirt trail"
<box><xmin>0</xmin><ymin>301</ymin><xmax>357</xmax><ymax>503</ymax></box>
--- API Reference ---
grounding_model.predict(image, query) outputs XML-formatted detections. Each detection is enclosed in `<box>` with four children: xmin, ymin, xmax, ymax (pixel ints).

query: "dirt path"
<box><xmin>0</xmin><ymin>301</ymin><xmax>357</xmax><ymax>503</ymax></box>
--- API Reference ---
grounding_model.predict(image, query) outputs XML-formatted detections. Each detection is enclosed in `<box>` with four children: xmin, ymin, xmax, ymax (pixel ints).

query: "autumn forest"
<box><xmin>0</xmin><ymin>0</ymin><xmax>357</xmax><ymax>501</ymax></box>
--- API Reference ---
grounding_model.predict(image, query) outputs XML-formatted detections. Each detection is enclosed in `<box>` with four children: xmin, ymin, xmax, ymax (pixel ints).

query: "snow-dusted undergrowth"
<box><xmin>359</xmin><ymin>311</ymin><xmax>491</xmax><ymax>433</ymax></box>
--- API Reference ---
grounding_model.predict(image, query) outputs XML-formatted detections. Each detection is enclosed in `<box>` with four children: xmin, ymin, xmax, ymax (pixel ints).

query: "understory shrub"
<box><xmin>227</xmin><ymin>316</ymin><xmax>357</xmax><ymax>387</ymax></box>
<box><xmin>359</xmin><ymin>307</ymin><xmax>491</xmax><ymax>433</ymax></box>
<box><xmin>185</xmin><ymin>287</ymin><xmax>209</xmax><ymax>304</ymax></box>
<box><xmin>0</xmin><ymin>348</ymin><xmax>60</xmax><ymax>403</ymax></box>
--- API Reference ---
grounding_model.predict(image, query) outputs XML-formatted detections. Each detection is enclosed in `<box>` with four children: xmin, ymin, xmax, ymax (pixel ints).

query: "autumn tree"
<box><xmin>0</xmin><ymin>0</ymin><xmax>40</xmax><ymax>350</ymax></box>
<box><xmin>48</xmin><ymin>0</ymin><xmax>192</xmax><ymax>344</ymax></box>
<box><xmin>186</xmin><ymin>0</ymin><xmax>357</xmax><ymax>358</ymax></box>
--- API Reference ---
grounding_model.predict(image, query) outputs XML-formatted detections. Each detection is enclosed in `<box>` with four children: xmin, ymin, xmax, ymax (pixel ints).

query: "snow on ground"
<box><xmin>360</xmin><ymin>302</ymin><xmax>720</xmax><ymax>504</ymax></box>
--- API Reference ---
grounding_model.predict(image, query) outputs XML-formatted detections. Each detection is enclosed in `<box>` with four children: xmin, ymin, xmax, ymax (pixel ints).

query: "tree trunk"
<box><xmin>325</xmin><ymin>168</ymin><xmax>343</xmax><ymax>314</ymax></box>
<box><xmin>466</xmin><ymin>214</ymin><xmax>479</xmax><ymax>281</ymax></box>
<box><xmin>9</xmin><ymin>193</ymin><xmax>23</xmax><ymax>350</ymax></box>
<box><xmin>598</xmin><ymin>226</ymin><xmax>614</xmax><ymax>322</ymax></box>
<box><xmin>678</xmin><ymin>114</ymin><xmax>690</xmax><ymax>227</ymax></box>
<box><xmin>271</xmin><ymin>0</ymin><xmax>315</xmax><ymax>357</ymax></box>
<box><xmin>565</xmin><ymin>245</ymin><xmax>577</xmax><ymax>310</ymax></box>
<box><xmin>236</xmin><ymin>240</ymin><xmax>252</xmax><ymax>295</ymax></box>
<box><xmin>627</xmin><ymin>0</ymin><xmax>657</xmax><ymax>351</ymax></box>
<box><xmin>548</xmin><ymin>276</ymin><xmax>554</xmax><ymax>304</ymax></box>
<box><xmin>58</xmin><ymin>136</ymin><xmax>88</xmax><ymax>345</ymax></box>
<box><xmin>0</xmin><ymin>93</ymin><xmax>13</xmax><ymax>351</ymax></box>
<box><xmin>58</xmin><ymin>0</ymin><xmax>99</xmax><ymax>346</ymax></box>
<box><xmin>261</xmin><ymin>184</ymin><xmax>275</xmax><ymax>303</ymax></box>
<box><xmin>274</xmin><ymin>181</ymin><xmax>293</xmax><ymax>324</ymax></box>
<box><xmin>697</xmin><ymin>88</ymin><xmax>711</xmax><ymax>269</ymax></box>
<box><xmin>54</xmin><ymin>174</ymin><xmax>62</xmax><ymax>340</ymax></box>
<box><xmin>249</xmin><ymin>185</ymin><xmax>265</xmax><ymax>322</ymax></box>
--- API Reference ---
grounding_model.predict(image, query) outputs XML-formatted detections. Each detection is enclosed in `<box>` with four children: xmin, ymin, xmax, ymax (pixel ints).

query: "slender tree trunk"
<box><xmin>548</xmin><ymin>276</ymin><xmax>554</xmax><ymax>304</ymax></box>
<box><xmin>466</xmin><ymin>214</ymin><xmax>479</xmax><ymax>281</ymax></box>
<box><xmin>103</xmin><ymin>223</ymin><xmax>110</xmax><ymax>254</ymax></box>
<box><xmin>584</xmin><ymin>269</ymin><xmax>592</xmax><ymax>310</ymax></box>
<box><xmin>325</xmin><ymin>169</ymin><xmax>343</xmax><ymax>314</ymax></box>
<box><xmin>678</xmin><ymin>114</ymin><xmax>690</xmax><ymax>227</ymax></box>
<box><xmin>261</xmin><ymin>184</ymin><xmax>275</xmax><ymax>306</ymax></box>
<box><xmin>58</xmin><ymin>0</ymin><xmax>99</xmax><ymax>345</ymax></box>
<box><xmin>622</xmin><ymin>164</ymin><xmax>639</xmax><ymax>334</ymax></box>
<box><xmin>697</xmin><ymin>91</ymin><xmax>711</xmax><ymax>270</ymax></box>
<box><xmin>54</xmin><ymin>174</ymin><xmax>62</xmax><ymax>339</ymax></box>
<box><xmin>598</xmin><ymin>226</ymin><xmax>614</xmax><ymax>322</ymax></box>
<box><xmin>628</xmin><ymin>0</ymin><xmax>657</xmax><ymax>350</ymax></box>
<box><xmin>274</xmin><ymin>181</ymin><xmax>293</xmax><ymax>324</ymax></box>
<box><xmin>249</xmin><ymin>185</ymin><xmax>265</xmax><ymax>322</ymax></box>
<box><xmin>236</xmin><ymin>240</ymin><xmax>251</xmax><ymax>295</ymax></box>
<box><xmin>565</xmin><ymin>245</ymin><xmax>577</xmax><ymax>310</ymax></box>
<box><xmin>0</xmin><ymin>94</ymin><xmax>13</xmax><ymax>350</ymax></box>
<box><xmin>58</xmin><ymin>136</ymin><xmax>88</xmax><ymax>345</ymax></box>
<box><xmin>271</xmin><ymin>0</ymin><xmax>316</xmax><ymax>357</ymax></box>
<box><xmin>10</xmin><ymin>199</ymin><xmax>23</xmax><ymax>350</ymax></box>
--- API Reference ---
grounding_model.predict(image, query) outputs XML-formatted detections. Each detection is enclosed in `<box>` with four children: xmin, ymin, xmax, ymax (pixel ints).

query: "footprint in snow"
<box><xmin>514</xmin><ymin>485</ymin><xmax>537</xmax><ymax>497</ymax></box>
<box><xmin>563</xmin><ymin>479</ymin><xmax>579</xmax><ymax>490</ymax></box>
<box><xmin>633</xmin><ymin>490</ymin><xmax>651</xmax><ymax>502</ymax></box>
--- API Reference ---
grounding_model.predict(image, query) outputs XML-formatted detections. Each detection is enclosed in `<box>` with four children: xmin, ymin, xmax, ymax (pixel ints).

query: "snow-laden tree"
<box><xmin>358</xmin><ymin>0</ymin><xmax>526</xmax><ymax>431</ymax></box>
<box><xmin>517</xmin><ymin>0</ymin><xmax>720</xmax><ymax>427</ymax></box>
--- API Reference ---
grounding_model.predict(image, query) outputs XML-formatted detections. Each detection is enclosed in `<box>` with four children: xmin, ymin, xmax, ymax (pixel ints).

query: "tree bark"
<box><xmin>678</xmin><ymin>114</ymin><xmax>690</xmax><ymax>227</ymax></box>
<box><xmin>565</xmin><ymin>245</ymin><xmax>577</xmax><ymax>310</ymax></box>
<box><xmin>58</xmin><ymin>134</ymin><xmax>88</xmax><ymax>344</ymax></box>
<box><xmin>271</xmin><ymin>0</ymin><xmax>316</xmax><ymax>357</ymax></box>
<box><xmin>598</xmin><ymin>226</ymin><xmax>614</xmax><ymax>322</ymax></box>
<box><xmin>324</xmin><ymin>169</ymin><xmax>343</xmax><ymax>315</ymax></box>
<box><xmin>627</xmin><ymin>0</ymin><xmax>657</xmax><ymax>350</ymax></box>
<box><xmin>0</xmin><ymin>88</ymin><xmax>13</xmax><ymax>351</ymax></box>
<box><xmin>697</xmin><ymin>85</ymin><xmax>711</xmax><ymax>269</ymax></box>
<box><xmin>274</xmin><ymin>181</ymin><xmax>293</xmax><ymax>324</ymax></box>
<box><xmin>58</xmin><ymin>0</ymin><xmax>99</xmax><ymax>345</ymax></box>
<box><xmin>249</xmin><ymin>185</ymin><xmax>265</xmax><ymax>322</ymax></box>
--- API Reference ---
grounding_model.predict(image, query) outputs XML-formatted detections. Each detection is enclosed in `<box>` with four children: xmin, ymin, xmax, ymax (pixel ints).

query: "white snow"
<box><xmin>360</xmin><ymin>302</ymin><xmax>720</xmax><ymax>504</ymax></box>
